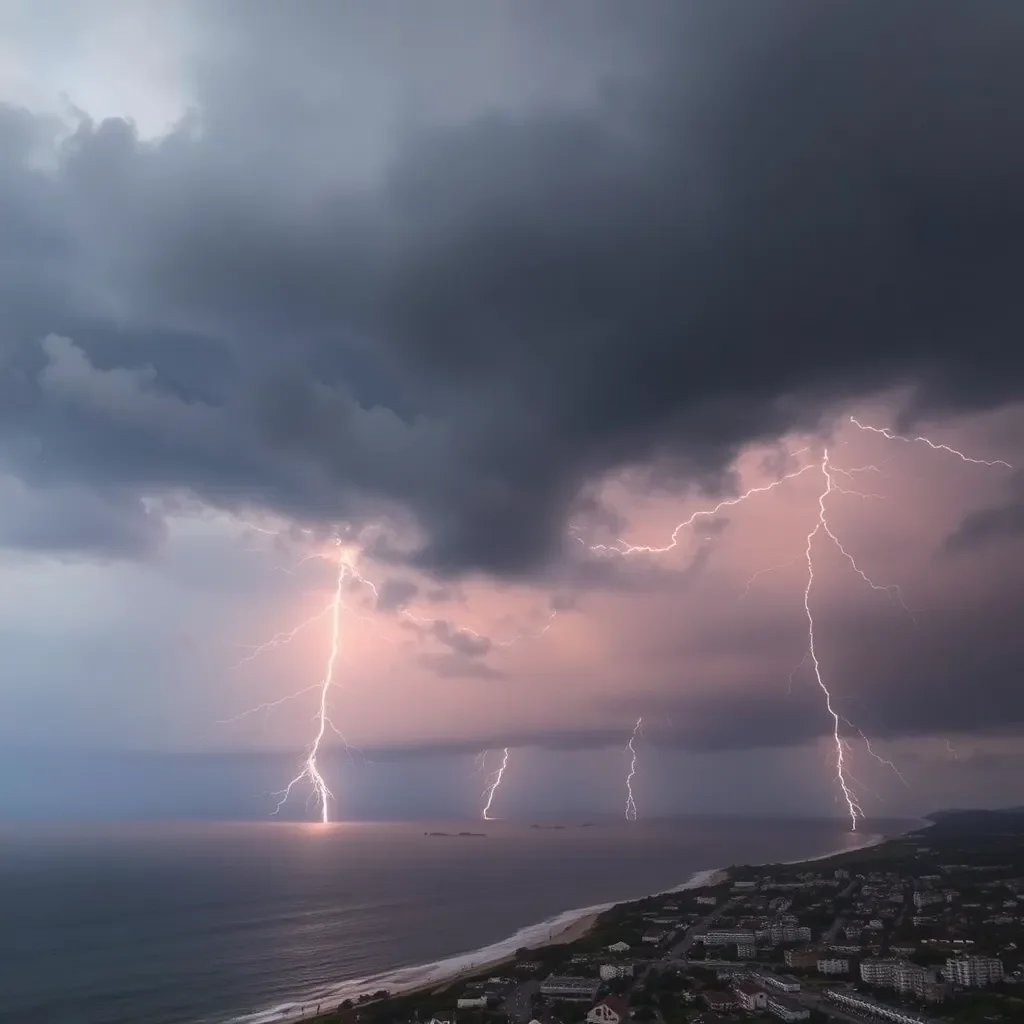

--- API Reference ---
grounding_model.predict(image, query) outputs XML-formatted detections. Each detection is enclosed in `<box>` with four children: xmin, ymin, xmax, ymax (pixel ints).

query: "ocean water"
<box><xmin>0</xmin><ymin>817</ymin><xmax>914</xmax><ymax>1024</ymax></box>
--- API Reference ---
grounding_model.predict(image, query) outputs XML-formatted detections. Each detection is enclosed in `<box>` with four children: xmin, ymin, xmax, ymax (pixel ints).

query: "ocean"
<box><xmin>0</xmin><ymin>817</ymin><xmax>916</xmax><ymax>1024</ymax></box>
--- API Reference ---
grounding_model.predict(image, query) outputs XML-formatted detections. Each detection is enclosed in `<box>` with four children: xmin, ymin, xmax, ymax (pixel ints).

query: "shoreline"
<box><xmin>227</xmin><ymin>826</ymin><xmax>908</xmax><ymax>1023</ymax></box>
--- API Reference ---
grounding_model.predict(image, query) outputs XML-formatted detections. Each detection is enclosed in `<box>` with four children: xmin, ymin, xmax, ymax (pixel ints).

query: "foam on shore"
<box><xmin>224</xmin><ymin>828</ymin><xmax>908</xmax><ymax>1024</ymax></box>
<box><xmin>224</xmin><ymin>865</ymin><xmax>720</xmax><ymax>1023</ymax></box>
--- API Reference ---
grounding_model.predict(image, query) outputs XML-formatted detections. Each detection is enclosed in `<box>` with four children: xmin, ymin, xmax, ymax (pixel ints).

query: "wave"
<box><xmin>222</xmin><ymin>827</ymin><xmax>910</xmax><ymax>1024</ymax></box>
<box><xmin>221</xmin><ymin>866</ymin><xmax>721</xmax><ymax>1024</ymax></box>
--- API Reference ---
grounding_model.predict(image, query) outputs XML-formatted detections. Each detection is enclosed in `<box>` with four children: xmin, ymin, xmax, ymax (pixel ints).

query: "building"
<box><xmin>641</xmin><ymin>930</ymin><xmax>666</xmax><ymax>945</ymax></box>
<box><xmin>860</xmin><ymin>958</ymin><xmax>897</xmax><ymax>986</ymax></box>
<box><xmin>599</xmin><ymin>964</ymin><xmax>633</xmax><ymax>981</ymax></box>
<box><xmin>457</xmin><ymin>989</ymin><xmax>489</xmax><ymax>1009</ymax></box>
<box><xmin>703</xmin><ymin>990</ymin><xmax>738</xmax><ymax>1012</ymax></box>
<box><xmin>735</xmin><ymin>981</ymin><xmax>767</xmax><ymax>1011</ymax></box>
<box><xmin>913</xmin><ymin>891</ymin><xmax>944</xmax><ymax>910</ymax></box>
<box><xmin>606</xmin><ymin>941</ymin><xmax>630</xmax><ymax>954</ymax></box>
<box><xmin>943</xmin><ymin>955</ymin><xmax>1004</xmax><ymax>988</ymax></box>
<box><xmin>704</xmin><ymin>928</ymin><xmax>756</xmax><ymax>947</ymax></box>
<box><xmin>769</xmin><ymin>924</ymin><xmax>812</xmax><ymax>944</ymax></box>
<box><xmin>696</xmin><ymin>895</ymin><xmax>717</xmax><ymax>906</ymax></box>
<box><xmin>784</xmin><ymin>948</ymin><xmax>821</xmax><ymax>969</ymax></box>
<box><xmin>825</xmin><ymin>990</ymin><xmax>932</xmax><ymax>1024</ymax></box>
<box><xmin>893</xmin><ymin>962</ymin><xmax>934</xmax><ymax>997</ymax></box>
<box><xmin>817</xmin><ymin>958</ymin><xmax>849</xmax><ymax>975</ymax></box>
<box><xmin>539</xmin><ymin>976</ymin><xmax>602</xmax><ymax>1001</ymax></box>
<box><xmin>765</xmin><ymin>994</ymin><xmax>810</xmax><ymax>1022</ymax></box>
<box><xmin>760</xmin><ymin>974</ymin><xmax>801</xmax><ymax>994</ymax></box>
<box><xmin>586</xmin><ymin>997</ymin><xmax>628</xmax><ymax>1024</ymax></box>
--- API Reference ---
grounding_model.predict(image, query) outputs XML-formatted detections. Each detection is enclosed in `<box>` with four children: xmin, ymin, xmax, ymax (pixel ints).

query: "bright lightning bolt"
<box><xmin>850</xmin><ymin>417</ymin><xmax>1013</xmax><ymax>469</ymax></box>
<box><xmin>625</xmin><ymin>717</ymin><xmax>642</xmax><ymax>820</ymax></box>
<box><xmin>270</xmin><ymin>553</ymin><xmax>348</xmax><ymax>823</ymax></box>
<box><xmin>589</xmin><ymin>463</ymin><xmax>816</xmax><ymax>556</ymax></box>
<box><xmin>857</xmin><ymin>729</ymin><xmax>909</xmax><ymax>787</ymax></box>
<box><xmin>481</xmin><ymin>747</ymin><xmax>510</xmax><ymax>820</ymax></box>
<box><xmin>803</xmin><ymin>448</ymin><xmax>865</xmax><ymax>830</ymax></box>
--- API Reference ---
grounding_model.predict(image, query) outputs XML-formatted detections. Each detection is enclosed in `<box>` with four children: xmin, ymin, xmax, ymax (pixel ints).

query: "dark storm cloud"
<box><xmin>944</xmin><ymin>473</ymin><xmax>1024</xmax><ymax>552</ymax></box>
<box><xmin>375</xmin><ymin>577</ymin><xmax>419</xmax><ymax>612</ymax></box>
<box><xmin>3</xmin><ymin>3</ymin><xmax>1024</xmax><ymax>572</ymax></box>
<box><xmin>431</xmin><ymin>620</ymin><xmax>491</xmax><ymax>657</ymax></box>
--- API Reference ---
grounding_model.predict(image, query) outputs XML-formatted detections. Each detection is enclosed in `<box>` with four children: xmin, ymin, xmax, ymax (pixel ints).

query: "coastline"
<box><xmin>228</xmin><ymin>825</ymin><xmax>910</xmax><ymax>1024</ymax></box>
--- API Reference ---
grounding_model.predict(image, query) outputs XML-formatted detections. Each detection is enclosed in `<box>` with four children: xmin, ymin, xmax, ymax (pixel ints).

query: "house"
<box><xmin>735</xmin><ymin>981</ymin><xmax>767</xmax><ymax>1011</ymax></box>
<box><xmin>607</xmin><ymin>941</ymin><xmax>631</xmax><ymax>954</ymax></box>
<box><xmin>641</xmin><ymin>930</ymin><xmax>666</xmax><ymax>944</ymax></box>
<box><xmin>586</xmin><ymin>996</ymin><xmax>629</xmax><ymax>1024</ymax></box>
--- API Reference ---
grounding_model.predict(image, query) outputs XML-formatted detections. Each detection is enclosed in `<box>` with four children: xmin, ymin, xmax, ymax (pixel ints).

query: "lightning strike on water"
<box><xmin>482</xmin><ymin>747</ymin><xmax>510</xmax><ymax>820</ymax></box>
<box><xmin>945</xmin><ymin>738</ymin><xmax>959</xmax><ymax>760</ymax></box>
<box><xmin>625</xmin><ymin>717</ymin><xmax>642</xmax><ymax>820</ymax></box>
<box><xmin>850</xmin><ymin>417</ymin><xmax>1013</xmax><ymax>468</ymax></box>
<box><xmin>803</xmin><ymin>449</ymin><xmax>866</xmax><ymax>830</ymax></box>
<box><xmin>270</xmin><ymin>552</ymin><xmax>348</xmax><ymax>823</ymax></box>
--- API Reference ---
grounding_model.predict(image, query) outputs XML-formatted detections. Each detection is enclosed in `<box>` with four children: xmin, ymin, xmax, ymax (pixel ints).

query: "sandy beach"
<box><xmin>294</xmin><ymin>910</ymin><xmax>602</xmax><ymax>1021</ymax></box>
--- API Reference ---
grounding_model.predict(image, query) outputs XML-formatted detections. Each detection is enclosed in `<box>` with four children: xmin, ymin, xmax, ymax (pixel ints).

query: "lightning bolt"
<box><xmin>803</xmin><ymin>449</ymin><xmax>865</xmax><ymax>830</ymax></box>
<box><xmin>270</xmin><ymin>552</ymin><xmax>348</xmax><ymax>822</ymax></box>
<box><xmin>625</xmin><ymin>717</ymin><xmax>642</xmax><ymax>820</ymax></box>
<box><xmin>481</xmin><ymin>747</ymin><xmax>510</xmax><ymax>820</ymax></box>
<box><xmin>849</xmin><ymin>727</ymin><xmax>909</xmax><ymax>787</ymax></box>
<box><xmin>850</xmin><ymin>417</ymin><xmax>1013</xmax><ymax>469</ymax></box>
<box><xmin>944</xmin><ymin>738</ymin><xmax>959</xmax><ymax>760</ymax></box>
<box><xmin>588</xmin><ymin>463</ymin><xmax>816</xmax><ymax>556</ymax></box>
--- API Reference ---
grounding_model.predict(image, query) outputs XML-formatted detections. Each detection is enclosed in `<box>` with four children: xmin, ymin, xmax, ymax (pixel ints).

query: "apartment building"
<box><xmin>943</xmin><ymin>956</ymin><xmax>1004</xmax><ymax>988</ymax></box>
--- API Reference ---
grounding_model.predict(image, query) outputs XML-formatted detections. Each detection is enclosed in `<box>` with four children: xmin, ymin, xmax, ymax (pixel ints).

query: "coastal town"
<box><xmin>317</xmin><ymin>810</ymin><xmax>1024</xmax><ymax>1024</ymax></box>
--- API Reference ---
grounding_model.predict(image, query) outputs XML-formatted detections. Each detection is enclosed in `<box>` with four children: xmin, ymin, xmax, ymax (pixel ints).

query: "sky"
<box><xmin>2</xmin><ymin>0</ymin><xmax>1024</xmax><ymax>823</ymax></box>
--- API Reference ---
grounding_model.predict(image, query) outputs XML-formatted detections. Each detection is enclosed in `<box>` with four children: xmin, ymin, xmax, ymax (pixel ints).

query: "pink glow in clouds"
<box><xmin>220</xmin><ymin>399</ymin><xmax>1024</xmax><ymax>819</ymax></box>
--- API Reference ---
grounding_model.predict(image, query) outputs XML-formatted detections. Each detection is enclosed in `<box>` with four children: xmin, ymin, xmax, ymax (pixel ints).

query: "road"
<box><xmin>668</xmin><ymin>899</ymin><xmax>736</xmax><ymax>959</ymax></box>
<box><xmin>505</xmin><ymin>979</ymin><xmax>539</xmax><ymax>1024</ymax></box>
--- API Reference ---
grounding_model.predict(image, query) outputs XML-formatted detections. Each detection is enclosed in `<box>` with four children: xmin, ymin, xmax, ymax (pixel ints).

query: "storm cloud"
<box><xmin>2</xmin><ymin>2</ymin><xmax>1024</xmax><ymax>575</ymax></box>
<box><xmin>2</xmin><ymin>1</ymin><xmax>1024</xmax><ymax>818</ymax></box>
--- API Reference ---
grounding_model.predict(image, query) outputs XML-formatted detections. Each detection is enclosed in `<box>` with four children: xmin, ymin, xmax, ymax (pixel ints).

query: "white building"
<box><xmin>457</xmin><ymin>991</ymin><xmax>488</xmax><ymax>1009</ymax></box>
<box><xmin>737</xmin><ymin>943</ymin><xmax>757</xmax><ymax>959</ymax></box>
<box><xmin>696</xmin><ymin>895</ymin><xmax>717</xmax><ymax>906</ymax></box>
<box><xmin>817</xmin><ymin>958</ymin><xmax>849</xmax><ymax>976</ymax></box>
<box><xmin>607</xmin><ymin>941</ymin><xmax>631</xmax><ymax>954</ymax></box>
<box><xmin>761</xmin><ymin>974</ymin><xmax>801</xmax><ymax>994</ymax></box>
<box><xmin>769</xmin><ymin>924</ymin><xmax>812</xmax><ymax>944</ymax></box>
<box><xmin>943</xmin><ymin>956</ymin><xmax>1004</xmax><ymax>988</ymax></box>
<box><xmin>913</xmin><ymin>890</ymin><xmax>944</xmax><ymax>909</ymax></box>
<box><xmin>860</xmin><ymin>958</ymin><xmax>897</xmax><ymax>986</ymax></box>
<box><xmin>893</xmin><ymin>962</ymin><xmax>931</xmax><ymax>997</ymax></box>
<box><xmin>599</xmin><ymin>964</ymin><xmax>633</xmax><ymax>981</ymax></box>
<box><xmin>826</xmin><ymin>990</ymin><xmax>930</xmax><ymax>1024</ymax></box>
<box><xmin>765</xmin><ymin>994</ymin><xmax>810</xmax><ymax>1021</ymax></box>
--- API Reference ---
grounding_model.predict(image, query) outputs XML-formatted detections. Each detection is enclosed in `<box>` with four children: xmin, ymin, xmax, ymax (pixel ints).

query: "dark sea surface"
<box><xmin>0</xmin><ymin>817</ymin><xmax>918</xmax><ymax>1024</ymax></box>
